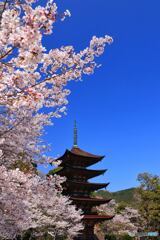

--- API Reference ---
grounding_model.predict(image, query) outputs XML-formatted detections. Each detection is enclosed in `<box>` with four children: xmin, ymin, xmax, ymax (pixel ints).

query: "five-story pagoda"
<box><xmin>53</xmin><ymin>122</ymin><xmax>113</xmax><ymax>239</ymax></box>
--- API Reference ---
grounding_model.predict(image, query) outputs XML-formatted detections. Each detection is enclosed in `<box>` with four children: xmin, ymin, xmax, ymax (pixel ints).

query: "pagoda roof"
<box><xmin>66</xmin><ymin>180</ymin><xmax>109</xmax><ymax>191</ymax></box>
<box><xmin>83</xmin><ymin>214</ymin><xmax>114</xmax><ymax>223</ymax></box>
<box><xmin>70</xmin><ymin>147</ymin><xmax>104</xmax><ymax>159</ymax></box>
<box><xmin>57</xmin><ymin>147</ymin><xmax>104</xmax><ymax>167</ymax></box>
<box><xmin>71</xmin><ymin>197</ymin><xmax>111</xmax><ymax>206</ymax></box>
<box><xmin>55</xmin><ymin>165</ymin><xmax>107</xmax><ymax>179</ymax></box>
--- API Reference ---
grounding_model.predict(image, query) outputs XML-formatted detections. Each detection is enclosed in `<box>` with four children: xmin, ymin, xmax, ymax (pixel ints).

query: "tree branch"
<box><xmin>0</xmin><ymin>46</ymin><xmax>15</xmax><ymax>60</ymax></box>
<box><xmin>0</xmin><ymin>0</ymin><xmax>8</xmax><ymax>23</ymax></box>
<box><xmin>0</xmin><ymin>117</ymin><xmax>25</xmax><ymax>137</ymax></box>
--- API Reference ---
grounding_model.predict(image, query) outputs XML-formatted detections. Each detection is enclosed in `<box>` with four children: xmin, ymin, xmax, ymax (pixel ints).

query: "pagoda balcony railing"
<box><xmin>66</xmin><ymin>191</ymin><xmax>90</xmax><ymax>197</ymax></box>
<box><xmin>75</xmin><ymin>206</ymin><xmax>95</xmax><ymax>215</ymax></box>
<box><xmin>69</xmin><ymin>176</ymin><xmax>86</xmax><ymax>182</ymax></box>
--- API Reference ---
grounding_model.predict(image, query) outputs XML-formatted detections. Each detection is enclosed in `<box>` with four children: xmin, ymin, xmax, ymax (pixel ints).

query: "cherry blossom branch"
<box><xmin>0</xmin><ymin>0</ymin><xmax>8</xmax><ymax>23</ymax></box>
<box><xmin>0</xmin><ymin>46</ymin><xmax>15</xmax><ymax>60</ymax></box>
<box><xmin>0</xmin><ymin>117</ymin><xmax>25</xmax><ymax>137</ymax></box>
<box><xmin>0</xmin><ymin>72</ymin><xmax>63</xmax><ymax>100</ymax></box>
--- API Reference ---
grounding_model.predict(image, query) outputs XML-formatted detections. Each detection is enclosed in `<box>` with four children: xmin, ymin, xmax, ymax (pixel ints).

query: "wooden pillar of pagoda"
<box><xmin>53</xmin><ymin>122</ymin><xmax>113</xmax><ymax>240</ymax></box>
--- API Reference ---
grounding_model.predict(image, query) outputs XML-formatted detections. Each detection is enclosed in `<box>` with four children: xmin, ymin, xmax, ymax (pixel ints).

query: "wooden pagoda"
<box><xmin>54</xmin><ymin>122</ymin><xmax>113</xmax><ymax>239</ymax></box>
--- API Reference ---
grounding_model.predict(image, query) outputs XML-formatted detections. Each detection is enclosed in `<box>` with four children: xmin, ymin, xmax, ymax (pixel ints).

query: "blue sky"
<box><xmin>40</xmin><ymin>0</ymin><xmax>160</xmax><ymax>191</ymax></box>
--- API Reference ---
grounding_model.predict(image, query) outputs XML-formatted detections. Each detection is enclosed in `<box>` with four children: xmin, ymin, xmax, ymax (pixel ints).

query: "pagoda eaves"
<box><xmin>57</xmin><ymin>148</ymin><xmax>104</xmax><ymax>168</ymax></box>
<box><xmin>71</xmin><ymin>197</ymin><xmax>112</xmax><ymax>207</ymax></box>
<box><xmin>56</xmin><ymin>165</ymin><xmax>107</xmax><ymax>180</ymax></box>
<box><xmin>66</xmin><ymin>180</ymin><xmax>109</xmax><ymax>192</ymax></box>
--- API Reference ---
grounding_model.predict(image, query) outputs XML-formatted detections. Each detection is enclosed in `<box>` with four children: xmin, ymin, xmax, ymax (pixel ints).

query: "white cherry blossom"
<box><xmin>0</xmin><ymin>166</ymin><xmax>83</xmax><ymax>239</ymax></box>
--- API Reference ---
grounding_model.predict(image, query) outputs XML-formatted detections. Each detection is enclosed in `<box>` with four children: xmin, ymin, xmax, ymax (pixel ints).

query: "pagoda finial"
<box><xmin>73</xmin><ymin>120</ymin><xmax>78</xmax><ymax>148</ymax></box>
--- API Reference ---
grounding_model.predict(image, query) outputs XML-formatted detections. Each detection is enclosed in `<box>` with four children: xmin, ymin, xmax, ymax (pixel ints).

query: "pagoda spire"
<box><xmin>73</xmin><ymin>120</ymin><xmax>78</xmax><ymax>148</ymax></box>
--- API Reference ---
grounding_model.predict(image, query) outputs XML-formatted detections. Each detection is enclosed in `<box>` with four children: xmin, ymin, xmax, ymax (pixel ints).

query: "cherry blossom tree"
<box><xmin>0</xmin><ymin>0</ymin><xmax>112</xmax><ymax>167</ymax></box>
<box><xmin>0</xmin><ymin>166</ymin><xmax>83</xmax><ymax>239</ymax></box>
<box><xmin>97</xmin><ymin>200</ymin><xmax>141</xmax><ymax>237</ymax></box>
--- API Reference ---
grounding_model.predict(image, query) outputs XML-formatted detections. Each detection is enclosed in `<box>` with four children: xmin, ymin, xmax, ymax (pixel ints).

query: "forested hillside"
<box><xmin>93</xmin><ymin>188</ymin><xmax>136</xmax><ymax>206</ymax></box>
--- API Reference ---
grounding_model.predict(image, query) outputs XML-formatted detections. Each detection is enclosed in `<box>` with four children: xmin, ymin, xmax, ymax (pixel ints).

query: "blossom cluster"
<box><xmin>0</xmin><ymin>0</ymin><xmax>112</xmax><ymax>165</ymax></box>
<box><xmin>0</xmin><ymin>166</ymin><xmax>83</xmax><ymax>239</ymax></box>
<box><xmin>97</xmin><ymin>200</ymin><xmax>141</xmax><ymax>236</ymax></box>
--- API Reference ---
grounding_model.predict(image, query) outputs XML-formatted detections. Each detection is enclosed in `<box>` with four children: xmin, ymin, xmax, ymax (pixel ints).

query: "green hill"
<box><xmin>93</xmin><ymin>188</ymin><xmax>136</xmax><ymax>206</ymax></box>
<box><xmin>112</xmin><ymin>188</ymin><xmax>136</xmax><ymax>204</ymax></box>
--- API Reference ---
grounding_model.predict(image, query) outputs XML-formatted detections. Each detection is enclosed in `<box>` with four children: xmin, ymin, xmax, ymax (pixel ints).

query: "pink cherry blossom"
<box><xmin>0</xmin><ymin>0</ymin><xmax>112</xmax><ymax>167</ymax></box>
<box><xmin>0</xmin><ymin>166</ymin><xmax>83</xmax><ymax>239</ymax></box>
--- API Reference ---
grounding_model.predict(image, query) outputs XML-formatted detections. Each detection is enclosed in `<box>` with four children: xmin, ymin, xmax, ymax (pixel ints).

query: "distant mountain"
<box><xmin>92</xmin><ymin>188</ymin><xmax>136</xmax><ymax>206</ymax></box>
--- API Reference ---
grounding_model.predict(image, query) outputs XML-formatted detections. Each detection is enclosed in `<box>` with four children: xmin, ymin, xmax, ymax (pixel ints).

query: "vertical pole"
<box><xmin>73</xmin><ymin>120</ymin><xmax>78</xmax><ymax>147</ymax></box>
